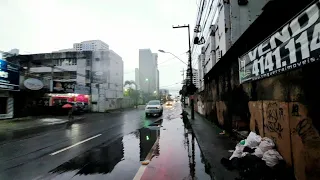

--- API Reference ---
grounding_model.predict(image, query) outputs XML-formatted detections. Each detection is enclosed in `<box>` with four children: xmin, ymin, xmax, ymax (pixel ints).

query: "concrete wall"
<box><xmin>201</xmin><ymin>56</ymin><xmax>320</xmax><ymax>180</ymax></box>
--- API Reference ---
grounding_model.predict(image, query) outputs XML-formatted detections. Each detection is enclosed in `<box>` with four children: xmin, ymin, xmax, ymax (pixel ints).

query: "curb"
<box><xmin>181</xmin><ymin>110</ymin><xmax>216</xmax><ymax>180</ymax></box>
<box><xmin>182</xmin><ymin>109</ymin><xmax>239</xmax><ymax>180</ymax></box>
<box><xmin>0</xmin><ymin>117</ymin><xmax>86</xmax><ymax>143</ymax></box>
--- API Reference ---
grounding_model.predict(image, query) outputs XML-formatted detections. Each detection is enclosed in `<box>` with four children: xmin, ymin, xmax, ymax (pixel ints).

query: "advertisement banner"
<box><xmin>239</xmin><ymin>2</ymin><xmax>320</xmax><ymax>84</ymax></box>
<box><xmin>52</xmin><ymin>81</ymin><xmax>76</xmax><ymax>93</ymax></box>
<box><xmin>0</xmin><ymin>59</ymin><xmax>20</xmax><ymax>91</ymax></box>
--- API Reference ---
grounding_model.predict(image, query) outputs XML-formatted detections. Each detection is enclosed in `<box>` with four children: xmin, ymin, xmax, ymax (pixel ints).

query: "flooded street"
<box><xmin>0</xmin><ymin>102</ymin><xmax>211</xmax><ymax>180</ymax></box>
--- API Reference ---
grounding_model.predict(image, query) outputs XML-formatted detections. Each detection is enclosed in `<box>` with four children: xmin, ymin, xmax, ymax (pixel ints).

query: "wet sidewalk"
<box><xmin>184</xmin><ymin>107</ymin><xmax>239</xmax><ymax>180</ymax></box>
<box><xmin>0</xmin><ymin>116</ymin><xmax>85</xmax><ymax>143</ymax></box>
<box><xmin>137</xmin><ymin>104</ymin><xmax>211</xmax><ymax>180</ymax></box>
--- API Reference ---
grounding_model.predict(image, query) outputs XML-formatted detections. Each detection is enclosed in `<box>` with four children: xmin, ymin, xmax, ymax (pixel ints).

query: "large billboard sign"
<box><xmin>239</xmin><ymin>1</ymin><xmax>320</xmax><ymax>84</ymax></box>
<box><xmin>0</xmin><ymin>59</ymin><xmax>20</xmax><ymax>91</ymax></box>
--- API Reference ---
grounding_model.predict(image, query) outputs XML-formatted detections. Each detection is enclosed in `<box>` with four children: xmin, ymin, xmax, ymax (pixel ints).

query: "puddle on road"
<box><xmin>45</xmin><ymin>105</ymin><xmax>211</xmax><ymax>180</ymax></box>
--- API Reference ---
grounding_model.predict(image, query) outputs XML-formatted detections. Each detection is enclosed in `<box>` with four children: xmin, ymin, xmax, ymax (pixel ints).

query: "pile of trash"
<box><xmin>220</xmin><ymin>132</ymin><xmax>293</xmax><ymax>180</ymax></box>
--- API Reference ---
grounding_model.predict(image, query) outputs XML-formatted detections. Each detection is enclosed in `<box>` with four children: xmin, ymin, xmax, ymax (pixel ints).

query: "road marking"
<box><xmin>49</xmin><ymin>134</ymin><xmax>102</xmax><ymax>156</ymax></box>
<box><xmin>133</xmin><ymin>137</ymin><xmax>160</xmax><ymax>180</ymax></box>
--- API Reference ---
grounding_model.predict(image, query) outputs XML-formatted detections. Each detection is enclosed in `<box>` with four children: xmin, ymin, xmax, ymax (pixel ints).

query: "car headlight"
<box><xmin>156</xmin><ymin>107</ymin><xmax>159</xmax><ymax>109</ymax></box>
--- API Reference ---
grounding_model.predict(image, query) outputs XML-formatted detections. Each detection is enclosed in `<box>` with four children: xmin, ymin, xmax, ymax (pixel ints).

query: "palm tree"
<box><xmin>124</xmin><ymin>80</ymin><xmax>139</xmax><ymax>108</ymax></box>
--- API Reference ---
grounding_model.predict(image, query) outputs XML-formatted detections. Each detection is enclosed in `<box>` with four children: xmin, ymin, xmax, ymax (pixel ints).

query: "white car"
<box><xmin>145</xmin><ymin>100</ymin><xmax>163</xmax><ymax>117</ymax></box>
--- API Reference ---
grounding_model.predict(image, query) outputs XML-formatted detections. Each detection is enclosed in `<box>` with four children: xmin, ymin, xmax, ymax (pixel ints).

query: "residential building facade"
<box><xmin>24</xmin><ymin>51</ymin><xmax>123</xmax><ymax>112</ymax></box>
<box><xmin>194</xmin><ymin>0</ymin><xmax>269</xmax><ymax>91</ymax></box>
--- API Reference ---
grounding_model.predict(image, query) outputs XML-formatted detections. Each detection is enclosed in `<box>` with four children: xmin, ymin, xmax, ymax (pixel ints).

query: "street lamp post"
<box><xmin>172</xmin><ymin>24</ymin><xmax>195</xmax><ymax>120</ymax></box>
<box><xmin>158</xmin><ymin>49</ymin><xmax>187</xmax><ymax>107</ymax></box>
<box><xmin>158</xmin><ymin>50</ymin><xmax>188</xmax><ymax>66</ymax></box>
<box><xmin>145</xmin><ymin>78</ymin><xmax>150</xmax><ymax>101</ymax></box>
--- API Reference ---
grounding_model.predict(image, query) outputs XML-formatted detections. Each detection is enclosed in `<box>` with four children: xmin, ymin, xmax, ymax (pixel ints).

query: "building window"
<box><xmin>53</xmin><ymin>59</ymin><xmax>77</xmax><ymax>66</ymax></box>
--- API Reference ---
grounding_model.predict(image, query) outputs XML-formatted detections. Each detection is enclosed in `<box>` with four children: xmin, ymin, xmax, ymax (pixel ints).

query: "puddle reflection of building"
<box><xmin>139</xmin><ymin>127</ymin><xmax>160</xmax><ymax>161</ymax></box>
<box><xmin>50</xmin><ymin>137</ymin><xmax>124</xmax><ymax>175</ymax></box>
<box><xmin>185</xmin><ymin>127</ymin><xmax>196</xmax><ymax>179</ymax></box>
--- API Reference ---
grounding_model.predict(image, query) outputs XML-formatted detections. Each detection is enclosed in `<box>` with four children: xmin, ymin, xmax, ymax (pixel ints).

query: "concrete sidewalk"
<box><xmin>184</xmin><ymin>108</ymin><xmax>239</xmax><ymax>180</ymax></box>
<box><xmin>0</xmin><ymin>116</ymin><xmax>85</xmax><ymax>143</ymax></box>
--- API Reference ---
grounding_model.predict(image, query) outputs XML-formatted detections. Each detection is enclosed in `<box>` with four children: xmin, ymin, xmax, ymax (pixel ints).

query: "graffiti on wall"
<box><xmin>293</xmin><ymin>118</ymin><xmax>320</xmax><ymax>149</ymax></box>
<box><xmin>265</xmin><ymin>102</ymin><xmax>284</xmax><ymax>138</ymax></box>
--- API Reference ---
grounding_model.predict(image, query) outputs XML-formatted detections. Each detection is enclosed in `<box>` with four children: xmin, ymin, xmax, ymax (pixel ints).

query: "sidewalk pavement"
<box><xmin>0</xmin><ymin>116</ymin><xmax>85</xmax><ymax>143</ymax></box>
<box><xmin>184</xmin><ymin>107</ymin><xmax>239</xmax><ymax>180</ymax></box>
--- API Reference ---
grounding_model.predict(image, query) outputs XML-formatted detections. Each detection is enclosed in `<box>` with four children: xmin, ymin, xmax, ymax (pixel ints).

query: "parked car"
<box><xmin>145</xmin><ymin>100</ymin><xmax>163</xmax><ymax>117</ymax></box>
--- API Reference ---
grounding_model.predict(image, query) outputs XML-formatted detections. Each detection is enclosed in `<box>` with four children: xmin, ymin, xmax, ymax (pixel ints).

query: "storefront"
<box><xmin>48</xmin><ymin>81</ymin><xmax>90</xmax><ymax>106</ymax></box>
<box><xmin>0</xmin><ymin>58</ymin><xmax>20</xmax><ymax>119</ymax></box>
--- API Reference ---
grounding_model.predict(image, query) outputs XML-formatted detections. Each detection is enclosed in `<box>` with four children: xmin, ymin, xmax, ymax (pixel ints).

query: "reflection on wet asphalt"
<box><xmin>45</xmin><ymin>127</ymin><xmax>160</xmax><ymax>180</ymax></box>
<box><xmin>0</xmin><ymin>102</ymin><xmax>211</xmax><ymax>180</ymax></box>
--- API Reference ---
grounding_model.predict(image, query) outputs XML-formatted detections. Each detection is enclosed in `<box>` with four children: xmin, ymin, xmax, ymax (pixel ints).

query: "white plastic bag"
<box><xmin>259</xmin><ymin>137</ymin><xmax>275</xmax><ymax>153</ymax></box>
<box><xmin>241</xmin><ymin>152</ymin><xmax>249</xmax><ymax>158</ymax></box>
<box><xmin>244</xmin><ymin>132</ymin><xmax>262</xmax><ymax>148</ymax></box>
<box><xmin>253</xmin><ymin>147</ymin><xmax>264</xmax><ymax>158</ymax></box>
<box><xmin>262</xmin><ymin>149</ymin><xmax>283</xmax><ymax>167</ymax></box>
<box><xmin>229</xmin><ymin>144</ymin><xmax>244</xmax><ymax>160</ymax></box>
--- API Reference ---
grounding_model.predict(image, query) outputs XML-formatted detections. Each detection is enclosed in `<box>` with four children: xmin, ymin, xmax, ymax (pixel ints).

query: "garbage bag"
<box><xmin>259</xmin><ymin>137</ymin><xmax>275</xmax><ymax>153</ymax></box>
<box><xmin>241</xmin><ymin>152</ymin><xmax>249</xmax><ymax>158</ymax></box>
<box><xmin>262</xmin><ymin>149</ymin><xmax>283</xmax><ymax>167</ymax></box>
<box><xmin>229</xmin><ymin>144</ymin><xmax>244</xmax><ymax>160</ymax></box>
<box><xmin>243</xmin><ymin>146</ymin><xmax>255</xmax><ymax>153</ymax></box>
<box><xmin>244</xmin><ymin>132</ymin><xmax>261</xmax><ymax>148</ymax></box>
<box><xmin>253</xmin><ymin>147</ymin><xmax>263</xmax><ymax>158</ymax></box>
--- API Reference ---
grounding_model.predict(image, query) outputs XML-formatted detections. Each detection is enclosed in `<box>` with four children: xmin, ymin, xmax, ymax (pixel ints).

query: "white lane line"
<box><xmin>133</xmin><ymin>165</ymin><xmax>148</xmax><ymax>180</ymax></box>
<box><xmin>49</xmin><ymin>134</ymin><xmax>102</xmax><ymax>156</ymax></box>
<box><xmin>133</xmin><ymin>137</ymin><xmax>160</xmax><ymax>180</ymax></box>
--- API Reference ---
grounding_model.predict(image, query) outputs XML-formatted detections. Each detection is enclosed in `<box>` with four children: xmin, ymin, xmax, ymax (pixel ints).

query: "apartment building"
<box><xmin>73</xmin><ymin>40</ymin><xmax>109</xmax><ymax>51</ymax></box>
<box><xmin>24</xmin><ymin>51</ymin><xmax>123</xmax><ymax>112</ymax></box>
<box><xmin>194</xmin><ymin>0</ymin><xmax>270</xmax><ymax>91</ymax></box>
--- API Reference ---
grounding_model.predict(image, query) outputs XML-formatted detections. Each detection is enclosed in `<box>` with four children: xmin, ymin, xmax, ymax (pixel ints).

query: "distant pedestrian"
<box><xmin>68</xmin><ymin>108</ymin><xmax>74</xmax><ymax>121</ymax></box>
<box><xmin>62</xmin><ymin>103</ymin><xmax>74</xmax><ymax>121</ymax></box>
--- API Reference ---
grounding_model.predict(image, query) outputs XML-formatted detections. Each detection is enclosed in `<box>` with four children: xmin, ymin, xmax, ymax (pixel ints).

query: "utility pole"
<box><xmin>173</xmin><ymin>24</ymin><xmax>195</xmax><ymax>119</ymax></box>
<box><xmin>181</xmin><ymin>69</ymin><xmax>186</xmax><ymax>108</ymax></box>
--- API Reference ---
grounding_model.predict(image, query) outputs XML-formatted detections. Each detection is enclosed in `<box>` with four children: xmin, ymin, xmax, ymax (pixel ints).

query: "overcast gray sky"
<box><xmin>0</xmin><ymin>0</ymin><xmax>198</xmax><ymax>95</ymax></box>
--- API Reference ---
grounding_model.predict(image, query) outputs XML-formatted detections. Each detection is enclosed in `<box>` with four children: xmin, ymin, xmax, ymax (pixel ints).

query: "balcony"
<box><xmin>30</xmin><ymin>65</ymin><xmax>77</xmax><ymax>73</ymax></box>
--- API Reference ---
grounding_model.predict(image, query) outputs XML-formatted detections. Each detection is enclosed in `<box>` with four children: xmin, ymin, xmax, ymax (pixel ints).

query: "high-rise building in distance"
<box><xmin>135</xmin><ymin>68</ymin><xmax>140</xmax><ymax>90</ymax></box>
<box><xmin>139</xmin><ymin>49</ymin><xmax>159</xmax><ymax>94</ymax></box>
<box><xmin>73</xmin><ymin>40</ymin><xmax>109</xmax><ymax>51</ymax></box>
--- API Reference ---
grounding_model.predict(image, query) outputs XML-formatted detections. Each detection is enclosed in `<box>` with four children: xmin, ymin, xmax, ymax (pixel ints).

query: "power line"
<box><xmin>191</xmin><ymin>0</ymin><xmax>220</xmax><ymax>67</ymax></box>
<box><xmin>123</xmin><ymin>52</ymin><xmax>187</xmax><ymax>75</ymax></box>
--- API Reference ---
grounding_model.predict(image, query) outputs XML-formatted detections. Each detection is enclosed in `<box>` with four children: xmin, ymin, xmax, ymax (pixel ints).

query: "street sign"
<box><xmin>0</xmin><ymin>59</ymin><xmax>20</xmax><ymax>91</ymax></box>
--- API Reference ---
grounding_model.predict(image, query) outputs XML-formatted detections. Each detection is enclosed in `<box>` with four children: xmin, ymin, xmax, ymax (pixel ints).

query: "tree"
<box><xmin>124</xmin><ymin>80</ymin><xmax>139</xmax><ymax>107</ymax></box>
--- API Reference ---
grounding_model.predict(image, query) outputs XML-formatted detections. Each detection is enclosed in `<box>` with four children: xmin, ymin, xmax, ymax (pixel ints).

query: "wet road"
<box><xmin>0</xmin><ymin>103</ymin><xmax>211</xmax><ymax>180</ymax></box>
